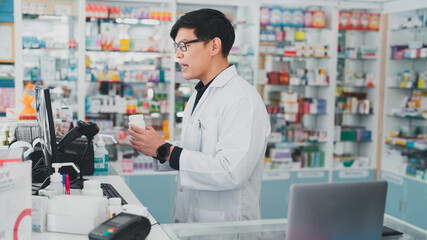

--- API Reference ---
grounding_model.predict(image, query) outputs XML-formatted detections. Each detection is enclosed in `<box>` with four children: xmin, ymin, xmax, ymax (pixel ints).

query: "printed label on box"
<box><xmin>297</xmin><ymin>171</ymin><xmax>325</xmax><ymax>178</ymax></box>
<box><xmin>338</xmin><ymin>170</ymin><xmax>369</xmax><ymax>179</ymax></box>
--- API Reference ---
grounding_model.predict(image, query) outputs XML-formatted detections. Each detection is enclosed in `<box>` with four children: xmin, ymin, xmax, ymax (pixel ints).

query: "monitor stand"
<box><xmin>70</xmin><ymin>136</ymin><xmax>94</xmax><ymax>189</ymax></box>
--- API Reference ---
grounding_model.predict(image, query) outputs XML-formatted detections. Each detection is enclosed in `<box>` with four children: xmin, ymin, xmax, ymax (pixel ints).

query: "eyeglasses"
<box><xmin>173</xmin><ymin>38</ymin><xmax>208</xmax><ymax>52</ymax></box>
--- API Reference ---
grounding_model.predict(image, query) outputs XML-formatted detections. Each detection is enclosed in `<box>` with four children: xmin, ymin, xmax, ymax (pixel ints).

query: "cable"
<box><xmin>151</xmin><ymin>222</ymin><xmax>160</xmax><ymax>226</ymax></box>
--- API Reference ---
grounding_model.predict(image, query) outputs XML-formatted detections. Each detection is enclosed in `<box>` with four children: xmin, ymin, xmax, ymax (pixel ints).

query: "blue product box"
<box><xmin>357</xmin><ymin>130</ymin><xmax>371</xmax><ymax>141</ymax></box>
<box><xmin>406</xmin><ymin>140</ymin><xmax>414</xmax><ymax>148</ymax></box>
<box><xmin>292</xmin><ymin>9</ymin><xmax>304</xmax><ymax>27</ymax></box>
<box><xmin>316</xmin><ymin>99</ymin><xmax>327</xmax><ymax>113</ymax></box>
<box><xmin>282</xmin><ymin>9</ymin><xmax>292</xmax><ymax>26</ymax></box>
<box><xmin>270</xmin><ymin>8</ymin><xmax>282</xmax><ymax>26</ymax></box>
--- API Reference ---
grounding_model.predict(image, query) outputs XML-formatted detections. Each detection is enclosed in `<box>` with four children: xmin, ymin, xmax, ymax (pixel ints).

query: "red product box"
<box><xmin>360</xmin><ymin>13</ymin><xmax>370</xmax><ymax>30</ymax></box>
<box><xmin>339</xmin><ymin>12</ymin><xmax>351</xmax><ymax>30</ymax></box>
<box><xmin>349</xmin><ymin>12</ymin><xmax>362</xmax><ymax>30</ymax></box>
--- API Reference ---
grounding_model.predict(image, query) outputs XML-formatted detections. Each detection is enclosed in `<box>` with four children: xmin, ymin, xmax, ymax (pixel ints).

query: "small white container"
<box><xmin>108</xmin><ymin>197</ymin><xmax>122</xmax><ymax>218</ymax></box>
<box><xmin>129</xmin><ymin>114</ymin><xmax>145</xmax><ymax>130</ymax></box>
<box><xmin>82</xmin><ymin>180</ymin><xmax>103</xmax><ymax>198</ymax></box>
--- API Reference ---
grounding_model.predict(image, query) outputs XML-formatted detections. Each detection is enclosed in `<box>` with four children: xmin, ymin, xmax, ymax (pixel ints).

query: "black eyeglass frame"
<box><xmin>173</xmin><ymin>38</ymin><xmax>210</xmax><ymax>52</ymax></box>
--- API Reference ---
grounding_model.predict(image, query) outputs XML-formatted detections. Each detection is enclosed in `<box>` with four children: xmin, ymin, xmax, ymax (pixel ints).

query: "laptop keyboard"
<box><xmin>101</xmin><ymin>183</ymin><xmax>128</xmax><ymax>205</ymax></box>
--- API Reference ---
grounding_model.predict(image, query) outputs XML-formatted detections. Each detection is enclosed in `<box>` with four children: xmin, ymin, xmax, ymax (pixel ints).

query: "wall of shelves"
<box><xmin>333</xmin><ymin>9</ymin><xmax>382</xmax><ymax>176</ymax></box>
<box><xmin>381</xmin><ymin>5</ymin><xmax>427</xmax><ymax>230</ymax></box>
<box><xmin>8</xmin><ymin>0</ymin><xmax>427</xmax><ymax>224</ymax></box>
<box><xmin>258</xmin><ymin>2</ymin><xmax>337</xmax><ymax>175</ymax></box>
<box><xmin>0</xmin><ymin>1</ymin><xmax>15</xmax><ymax>117</ymax></box>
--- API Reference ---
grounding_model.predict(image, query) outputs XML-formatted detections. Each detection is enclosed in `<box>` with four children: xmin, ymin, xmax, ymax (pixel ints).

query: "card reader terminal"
<box><xmin>89</xmin><ymin>212</ymin><xmax>151</xmax><ymax>240</ymax></box>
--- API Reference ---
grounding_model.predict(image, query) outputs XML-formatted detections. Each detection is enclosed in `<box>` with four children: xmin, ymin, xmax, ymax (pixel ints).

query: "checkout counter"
<box><xmin>162</xmin><ymin>215</ymin><xmax>427</xmax><ymax>240</ymax></box>
<box><xmin>33</xmin><ymin>165</ymin><xmax>427</xmax><ymax>240</ymax></box>
<box><xmin>32</xmin><ymin>166</ymin><xmax>170</xmax><ymax>240</ymax></box>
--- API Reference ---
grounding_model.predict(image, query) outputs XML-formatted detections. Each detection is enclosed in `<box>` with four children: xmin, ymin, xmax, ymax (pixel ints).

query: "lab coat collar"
<box><xmin>209</xmin><ymin>65</ymin><xmax>238</xmax><ymax>88</ymax></box>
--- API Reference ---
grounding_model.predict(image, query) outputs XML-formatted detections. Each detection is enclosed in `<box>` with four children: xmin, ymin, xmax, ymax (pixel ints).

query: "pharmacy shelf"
<box><xmin>339</xmin><ymin>29</ymin><xmax>380</xmax><ymax>33</ymax></box>
<box><xmin>336</xmin><ymin>83</ymin><xmax>376</xmax><ymax>88</ymax></box>
<box><xmin>88</xmin><ymin>81</ymin><xmax>169</xmax><ymax>85</ymax></box>
<box><xmin>385</xmin><ymin>142</ymin><xmax>427</xmax><ymax>152</ymax></box>
<box><xmin>390</xmin><ymin>57</ymin><xmax>427</xmax><ymax>60</ymax></box>
<box><xmin>334</xmin><ymin>9</ymin><xmax>382</xmax><ymax>173</ymax></box>
<box><xmin>22</xmin><ymin>48</ymin><xmax>74</xmax><ymax>51</ymax></box>
<box><xmin>335</xmin><ymin>140</ymin><xmax>373</xmax><ymax>143</ymax></box>
<box><xmin>260</xmin><ymin>25</ymin><xmax>331</xmax><ymax>31</ymax></box>
<box><xmin>381</xmin><ymin>6</ymin><xmax>427</xmax><ymax>227</ymax></box>
<box><xmin>337</xmin><ymin>56</ymin><xmax>378</xmax><ymax>61</ymax></box>
<box><xmin>260</xmin><ymin>84</ymin><xmax>329</xmax><ymax>88</ymax></box>
<box><xmin>86</xmin><ymin>50</ymin><xmax>170</xmax><ymax>54</ymax></box>
<box><xmin>381</xmin><ymin>169</ymin><xmax>427</xmax><ymax>184</ymax></box>
<box><xmin>387</xmin><ymin>114</ymin><xmax>426</xmax><ymax>120</ymax></box>
<box><xmin>335</xmin><ymin>113</ymin><xmax>374</xmax><ymax>116</ymax></box>
<box><xmin>388</xmin><ymin>86</ymin><xmax>427</xmax><ymax>90</ymax></box>
<box><xmin>261</xmin><ymin>54</ymin><xmax>331</xmax><ymax>60</ymax></box>
<box><xmin>391</xmin><ymin>25</ymin><xmax>427</xmax><ymax>32</ymax></box>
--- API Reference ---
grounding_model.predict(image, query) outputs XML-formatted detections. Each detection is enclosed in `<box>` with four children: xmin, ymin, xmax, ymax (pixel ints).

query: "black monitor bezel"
<box><xmin>35</xmin><ymin>86</ymin><xmax>58</xmax><ymax>173</ymax></box>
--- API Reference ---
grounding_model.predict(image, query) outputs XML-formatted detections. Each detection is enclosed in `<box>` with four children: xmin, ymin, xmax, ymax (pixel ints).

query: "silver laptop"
<box><xmin>286</xmin><ymin>181</ymin><xmax>387</xmax><ymax>240</ymax></box>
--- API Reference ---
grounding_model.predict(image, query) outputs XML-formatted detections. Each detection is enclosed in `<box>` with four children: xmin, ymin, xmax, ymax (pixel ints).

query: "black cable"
<box><xmin>151</xmin><ymin>222</ymin><xmax>160</xmax><ymax>226</ymax></box>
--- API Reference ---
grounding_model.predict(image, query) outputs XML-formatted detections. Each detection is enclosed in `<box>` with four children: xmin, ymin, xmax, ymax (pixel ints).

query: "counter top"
<box><xmin>33</xmin><ymin>175</ymin><xmax>170</xmax><ymax>240</ymax></box>
<box><xmin>161</xmin><ymin>215</ymin><xmax>427</xmax><ymax>240</ymax></box>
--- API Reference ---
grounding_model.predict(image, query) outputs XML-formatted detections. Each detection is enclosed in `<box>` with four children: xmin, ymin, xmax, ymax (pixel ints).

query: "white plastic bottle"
<box><xmin>129</xmin><ymin>114</ymin><xmax>145</xmax><ymax>130</ymax></box>
<box><xmin>82</xmin><ymin>180</ymin><xmax>103</xmax><ymax>198</ymax></box>
<box><xmin>48</xmin><ymin>162</ymin><xmax>80</xmax><ymax>195</ymax></box>
<box><xmin>94</xmin><ymin>134</ymin><xmax>116</xmax><ymax>176</ymax></box>
<box><xmin>108</xmin><ymin>198</ymin><xmax>122</xmax><ymax>218</ymax></box>
<box><xmin>49</xmin><ymin>164</ymin><xmax>64</xmax><ymax>195</ymax></box>
<box><xmin>94</xmin><ymin>138</ymin><xmax>109</xmax><ymax>176</ymax></box>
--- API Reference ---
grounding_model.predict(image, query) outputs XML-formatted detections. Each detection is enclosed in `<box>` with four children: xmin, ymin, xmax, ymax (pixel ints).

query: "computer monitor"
<box><xmin>35</xmin><ymin>86</ymin><xmax>58</xmax><ymax>174</ymax></box>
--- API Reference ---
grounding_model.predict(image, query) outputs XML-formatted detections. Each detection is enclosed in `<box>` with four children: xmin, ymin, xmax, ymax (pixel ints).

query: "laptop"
<box><xmin>286</xmin><ymin>181</ymin><xmax>388</xmax><ymax>240</ymax></box>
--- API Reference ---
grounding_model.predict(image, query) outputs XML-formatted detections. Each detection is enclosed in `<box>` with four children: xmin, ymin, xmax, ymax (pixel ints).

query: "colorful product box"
<box><xmin>339</xmin><ymin>12</ymin><xmax>351</xmax><ymax>29</ymax></box>
<box><xmin>360</xmin><ymin>13</ymin><xmax>370</xmax><ymax>30</ymax></box>
<box><xmin>260</xmin><ymin>7</ymin><xmax>270</xmax><ymax>26</ymax></box>
<box><xmin>292</xmin><ymin>9</ymin><xmax>304</xmax><ymax>27</ymax></box>
<box><xmin>350</xmin><ymin>12</ymin><xmax>362</xmax><ymax>30</ymax></box>
<box><xmin>312</xmin><ymin>11</ymin><xmax>325</xmax><ymax>28</ymax></box>
<box><xmin>270</xmin><ymin>8</ymin><xmax>282</xmax><ymax>26</ymax></box>
<box><xmin>303</xmin><ymin>11</ymin><xmax>313</xmax><ymax>28</ymax></box>
<box><xmin>282</xmin><ymin>9</ymin><xmax>293</xmax><ymax>26</ymax></box>
<box><xmin>369</xmin><ymin>13</ymin><xmax>380</xmax><ymax>31</ymax></box>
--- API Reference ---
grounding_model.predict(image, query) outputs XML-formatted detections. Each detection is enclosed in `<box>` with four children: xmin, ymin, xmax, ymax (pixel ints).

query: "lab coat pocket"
<box><xmin>199</xmin><ymin>117</ymin><xmax>219</xmax><ymax>154</ymax></box>
<box><xmin>194</xmin><ymin>207</ymin><xmax>225</xmax><ymax>223</ymax></box>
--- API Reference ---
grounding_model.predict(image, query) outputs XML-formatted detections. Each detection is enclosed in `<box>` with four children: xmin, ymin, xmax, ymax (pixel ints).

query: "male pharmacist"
<box><xmin>129</xmin><ymin>8</ymin><xmax>270</xmax><ymax>223</ymax></box>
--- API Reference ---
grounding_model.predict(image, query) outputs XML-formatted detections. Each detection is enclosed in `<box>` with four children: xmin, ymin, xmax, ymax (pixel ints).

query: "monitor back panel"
<box><xmin>286</xmin><ymin>181</ymin><xmax>387</xmax><ymax>240</ymax></box>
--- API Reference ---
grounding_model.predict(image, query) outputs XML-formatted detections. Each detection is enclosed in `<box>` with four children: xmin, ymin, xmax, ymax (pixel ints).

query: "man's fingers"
<box><xmin>130</xmin><ymin>124</ymin><xmax>144</xmax><ymax>134</ymax></box>
<box><xmin>146</xmin><ymin>125</ymin><xmax>155</xmax><ymax>131</ymax></box>
<box><xmin>129</xmin><ymin>129</ymin><xmax>145</xmax><ymax>140</ymax></box>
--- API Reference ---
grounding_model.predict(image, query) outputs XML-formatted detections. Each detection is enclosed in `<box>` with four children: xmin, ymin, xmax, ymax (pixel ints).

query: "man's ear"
<box><xmin>210</xmin><ymin>37</ymin><xmax>222</xmax><ymax>57</ymax></box>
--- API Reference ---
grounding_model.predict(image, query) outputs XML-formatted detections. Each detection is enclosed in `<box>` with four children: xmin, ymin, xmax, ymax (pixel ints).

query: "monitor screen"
<box><xmin>35</xmin><ymin>86</ymin><xmax>58</xmax><ymax>173</ymax></box>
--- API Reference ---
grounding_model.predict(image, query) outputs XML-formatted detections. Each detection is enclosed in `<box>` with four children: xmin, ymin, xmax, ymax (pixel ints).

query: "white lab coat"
<box><xmin>160</xmin><ymin>66</ymin><xmax>270</xmax><ymax>223</ymax></box>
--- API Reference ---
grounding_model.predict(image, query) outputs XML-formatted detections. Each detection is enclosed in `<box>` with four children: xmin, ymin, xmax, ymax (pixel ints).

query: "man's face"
<box><xmin>174</xmin><ymin>28</ymin><xmax>211</xmax><ymax>81</ymax></box>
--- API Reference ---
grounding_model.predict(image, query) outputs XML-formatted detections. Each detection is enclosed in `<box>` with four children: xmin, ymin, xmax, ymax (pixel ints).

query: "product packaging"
<box><xmin>313</xmin><ymin>11</ymin><xmax>325</xmax><ymax>28</ymax></box>
<box><xmin>303</xmin><ymin>11</ymin><xmax>313</xmax><ymax>28</ymax></box>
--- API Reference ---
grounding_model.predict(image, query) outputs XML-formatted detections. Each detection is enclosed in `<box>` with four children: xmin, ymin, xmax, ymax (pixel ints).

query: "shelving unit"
<box><xmin>381</xmin><ymin>5</ymin><xmax>427</xmax><ymax>230</ymax></box>
<box><xmin>174</xmin><ymin>0</ymin><xmax>260</xmax><ymax>140</ymax></box>
<box><xmin>258</xmin><ymin>2</ymin><xmax>337</xmax><ymax>176</ymax></box>
<box><xmin>83</xmin><ymin>0</ymin><xmax>176</xmax><ymax>140</ymax></box>
<box><xmin>333</xmin><ymin>9</ymin><xmax>382</xmax><ymax>182</ymax></box>
<box><xmin>12</xmin><ymin>0</ymin><xmax>83</xmax><ymax>125</ymax></box>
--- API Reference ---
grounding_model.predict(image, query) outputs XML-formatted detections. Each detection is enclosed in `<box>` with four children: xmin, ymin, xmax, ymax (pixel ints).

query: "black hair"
<box><xmin>170</xmin><ymin>8</ymin><xmax>235</xmax><ymax>57</ymax></box>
